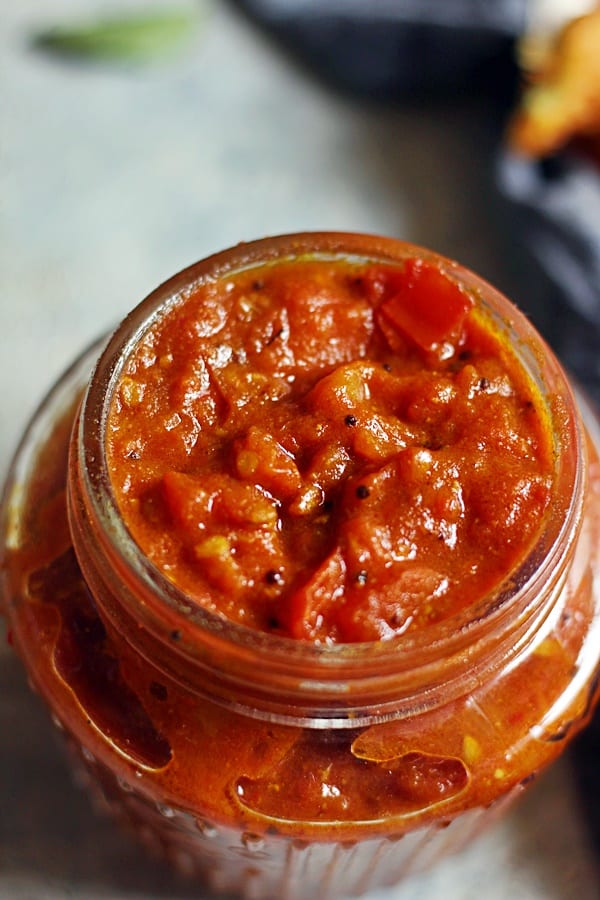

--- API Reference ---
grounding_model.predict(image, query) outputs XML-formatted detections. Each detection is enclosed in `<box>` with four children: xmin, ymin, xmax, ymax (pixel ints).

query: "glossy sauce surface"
<box><xmin>106</xmin><ymin>257</ymin><xmax>554</xmax><ymax>642</ymax></box>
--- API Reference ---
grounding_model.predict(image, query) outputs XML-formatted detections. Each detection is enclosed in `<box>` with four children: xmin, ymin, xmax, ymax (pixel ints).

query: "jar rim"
<box><xmin>72</xmin><ymin>232</ymin><xmax>586</xmax><ymax>722</ymax></box>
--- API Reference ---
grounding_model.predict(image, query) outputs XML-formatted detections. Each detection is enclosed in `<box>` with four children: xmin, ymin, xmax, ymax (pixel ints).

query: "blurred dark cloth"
<box><xmin>498</xmin><ymin>152</ymin><xmax>600</xmax><ymax>403</ymax></box>
<box><xmin>237</xmin><ymin>0</ymin><xmax>600</xmax><ymax>860</ymax></box>
<box><xmin>236</xmin><ymin>0</ymin><xmax>526</xmax><ymax>98</ymax></box>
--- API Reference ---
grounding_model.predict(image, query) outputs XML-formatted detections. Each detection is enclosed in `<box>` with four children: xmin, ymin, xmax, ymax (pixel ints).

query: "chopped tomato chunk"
<box><xmin>379</xmin><ymin>259</ymin><xmax>474</xmax><ymax>351</ymax></box>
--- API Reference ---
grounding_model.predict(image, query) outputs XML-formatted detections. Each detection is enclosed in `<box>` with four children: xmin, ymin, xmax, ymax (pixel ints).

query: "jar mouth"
<box><xmin>73</xmin><ymin>232</ymin><xmax>585</xmax><ymax>722</ymax></box>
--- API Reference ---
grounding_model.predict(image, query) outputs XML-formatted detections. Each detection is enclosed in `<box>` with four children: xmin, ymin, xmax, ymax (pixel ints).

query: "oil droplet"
<box><xmin>157</xmin><ymin>802</ymin><xmax>176</xmax><ymax>818</ymax></box>
<box><xmin>242</xmin><ymin>832</ymin><xmax>264</xmax><ymax>853</ymax></box>
<box><xmin>196</xmin><ymin>818</ymin><xmax>217</xmax><ymax>838</ymax></box>
<box><xmin>118</xmin><ymin>777</ymin><xmax>134</xmax><ymax>794</ymax></box>
<box><xmin>81</xmin><ymin>746</ymin><xmax>95</xmax><ymax>764</ymax></box>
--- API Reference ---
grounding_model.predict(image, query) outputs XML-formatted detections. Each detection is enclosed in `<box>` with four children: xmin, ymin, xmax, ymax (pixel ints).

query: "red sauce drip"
<box><xmin>236</xmin><ymin>732</ymin><xmax>468</xmax><ymax>823</ymax></box>
<box><xmin>27</xmin><ymin>549</ymin><xmax>172</xmax><ymax>769</ymax></box>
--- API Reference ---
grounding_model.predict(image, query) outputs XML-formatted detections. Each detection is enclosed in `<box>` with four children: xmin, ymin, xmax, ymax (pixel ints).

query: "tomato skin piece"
<box><xmin>283</xmin><ymin>549</ymin><xmax>346</xmax><ymax>641</ymax></box>
<box><xmin>235</xmin><ymin>426</ymin><xmax>302</xmax><ymax>502</ymax></box>
<box><xmin>379</xmin><ymin>259</ymin><xmax>474</xmax><ymax>351</ymax></box>
<box><xmin>162</xmin><ymin>470</ymin><xmax>278</xmax><ymax>538</ymax></box>
<box><xmin>162</xmin><ymin>470</ymin><xmax>215</xmax><ymax>539</ymax></box>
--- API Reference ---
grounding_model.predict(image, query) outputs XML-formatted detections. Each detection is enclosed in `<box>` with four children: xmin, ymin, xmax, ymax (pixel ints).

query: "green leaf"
<box><xmin>32</xmin><ymin>9</ymin><xmax>202</xmax><ymax>63</ymax></box>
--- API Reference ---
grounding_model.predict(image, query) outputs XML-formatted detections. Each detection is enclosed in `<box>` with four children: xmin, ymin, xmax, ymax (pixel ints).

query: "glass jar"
<box><xmin>2</xmin><ymin>232</ymin><xmax>600</xmax><ymax>900</ymax></box>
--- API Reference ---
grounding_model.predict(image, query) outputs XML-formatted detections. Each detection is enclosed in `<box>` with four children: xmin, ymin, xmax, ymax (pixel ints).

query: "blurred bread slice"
<box><xmin>508</xmin><ymin>4</ymin><xmax>600</xmax><ymax>157</ymax></box>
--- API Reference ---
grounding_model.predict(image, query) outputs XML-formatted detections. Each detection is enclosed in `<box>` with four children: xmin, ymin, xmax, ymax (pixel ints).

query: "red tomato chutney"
<box><xmin>106</xmin><ymin>257</ymin><xmax>553</xmax><ymax>643</ymax></box>
<box><xmin>3</xmin><ymin>234</ymin><xmax>600</xmax><ymax>900</ymax></box>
